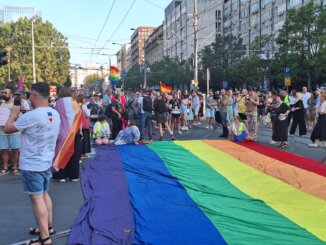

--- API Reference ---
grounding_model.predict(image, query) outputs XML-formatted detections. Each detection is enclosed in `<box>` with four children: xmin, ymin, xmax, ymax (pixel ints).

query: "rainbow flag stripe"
<box><xmin>69</xmin><ymin>140</ymin><xmax>326</xmax><ymax>245</ymax></box>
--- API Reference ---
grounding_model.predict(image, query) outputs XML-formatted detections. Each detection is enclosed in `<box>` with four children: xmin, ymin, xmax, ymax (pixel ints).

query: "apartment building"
<box><xmin>130</xmin><ymin>26</ymin><xmax>156</xmax><ymax>67</ymax></box>
<box><xmin>117</xmin><ymin>43</ymin><xmax>131</xmax><ymax>73</ymax></box>
<box><xmin>0</xmin><ymin>5</ymin><xmax>41</xmax><ymax>23</ymax></box>
<box><xmin>163</xmin><ymin>0</ymin><xmax>223</xmax><ymax>60</ymax></box>
<box><xmin>144</xmin><ymin>24</ymin><xmax>164</xmax><ymax>65</ymax></box>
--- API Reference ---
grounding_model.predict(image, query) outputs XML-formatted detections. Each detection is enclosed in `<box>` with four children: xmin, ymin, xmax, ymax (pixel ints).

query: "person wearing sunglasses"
<box><xmin>0</xmin><ymin>83</ymin><xmax>21</xmax><ymax>176</ymax></box>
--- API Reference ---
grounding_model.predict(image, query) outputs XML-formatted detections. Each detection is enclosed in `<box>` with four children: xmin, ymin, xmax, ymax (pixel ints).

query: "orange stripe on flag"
<box><xmin>160</xmin><ymin>82</ymin><xmax>172</xmax><ymax>93</ymax></box>
<box><xmin>53</xmin><ymin>110</ymin><xmax>82</xmax><ymax>169</ymax></box>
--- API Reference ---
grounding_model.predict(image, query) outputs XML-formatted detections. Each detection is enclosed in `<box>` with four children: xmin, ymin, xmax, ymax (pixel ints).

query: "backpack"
<box><xmin>105</xmin><ymin>104</ymin><xmax>112</xmax><ymax>118</ymax></box>
<box><xmin>142</xmin><ymin>96</ymin><xmax>152</xmax><ymax>112</ymax></box>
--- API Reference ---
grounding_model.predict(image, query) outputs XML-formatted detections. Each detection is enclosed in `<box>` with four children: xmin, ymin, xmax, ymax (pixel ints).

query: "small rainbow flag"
<box><xmin>109</xmin><ymin>66</ymin><xmax>120</xmax><ymax>82</ymax></box>
<box><xmin>160</xmin><ymin>81</ymin><xmax>172</xmax><ymax>93</ymax></box>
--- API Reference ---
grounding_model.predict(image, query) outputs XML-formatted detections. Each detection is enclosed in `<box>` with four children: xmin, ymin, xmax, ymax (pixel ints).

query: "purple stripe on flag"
<box><xmin>68</xmin><ymin>145</ymin><xmax>134</xmax><ymax>245</ymax></box>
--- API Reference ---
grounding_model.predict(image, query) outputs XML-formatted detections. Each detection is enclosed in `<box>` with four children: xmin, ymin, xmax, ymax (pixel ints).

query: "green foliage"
<box><xmin>83</xmin><ymin>73</ymin><xmax>102</xmax><ymax>87</ymax></box>
<box><xmin>125</xmin><ymin>57</ymin><xmax>193</xmax><ymax>90</ymax></box>
<box><xmin>275</xmin><ymin>2</ymin><xmax>326</xmax><ymax>88</ymax></box>
<box><xmin>0</xmin><ymin>16</ymin><xmax>70</xmax><ymax>89</ymax></box>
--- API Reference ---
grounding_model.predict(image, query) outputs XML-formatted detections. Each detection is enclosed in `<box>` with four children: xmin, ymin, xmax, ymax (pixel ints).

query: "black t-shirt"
<box><xmin>154</xmin><ymin>98</ymin><xmax>167</xmax><ymax>114</ymax></box>
<box><xmin>111</xmin><ymin>100</ymin><xmax>123</xmax><ymax>118</ymax></box>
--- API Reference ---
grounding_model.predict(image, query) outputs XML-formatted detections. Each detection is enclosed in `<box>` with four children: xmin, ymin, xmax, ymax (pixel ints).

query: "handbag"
<box><xmin>278</xmin><ymin>114</ymin><xmax>287</xmax><ymax>121</ymax></box>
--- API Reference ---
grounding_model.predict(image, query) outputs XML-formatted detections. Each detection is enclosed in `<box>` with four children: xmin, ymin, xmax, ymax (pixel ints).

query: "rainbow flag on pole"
<box><xmin>69</xmin><ymin>140</ymin><xmax>326</xmax><ymax>244</ymax></box>
<box><xmin>109</xmin><ymin>66</ymin><xmax>120</xmax><ymax>82</ymax></box>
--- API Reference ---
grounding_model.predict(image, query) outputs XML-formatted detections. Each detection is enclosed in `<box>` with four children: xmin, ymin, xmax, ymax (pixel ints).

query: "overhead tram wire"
<box><xmin>95</xmin><ymin>0</ymin><xmax>137</xmax><ymax>60</ymax></box>
<box><xmin>90</xmin><ymin>0</ymin><xmax>116</xmax><ymax>60</ymax></box>
<box><xmin>143</xmin><ymin>0</ymin><xmax>164</xmax><ymax>10</ymax></box>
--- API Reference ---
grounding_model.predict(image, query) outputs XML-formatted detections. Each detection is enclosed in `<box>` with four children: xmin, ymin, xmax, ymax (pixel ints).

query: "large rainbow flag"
<box><xmin>69</xmin><ymin>140</ymin><xmax>326</xmax><ymax>245</ymax></box>
<box><xmin>109</xmin><ymin>66</ymin><xmax>120</xmax><ymax>82</ymax></box>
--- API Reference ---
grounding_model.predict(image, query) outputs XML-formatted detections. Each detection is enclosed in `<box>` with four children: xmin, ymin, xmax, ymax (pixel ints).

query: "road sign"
<box><xmin>284</xmin><ymin>76</ymin><xmax>291</xmax><ymax>87</ymax></box>
<box><xmin>284</xmin><ymin>68</ymin><xmax>292</xmax><ymax>77</ymax></box>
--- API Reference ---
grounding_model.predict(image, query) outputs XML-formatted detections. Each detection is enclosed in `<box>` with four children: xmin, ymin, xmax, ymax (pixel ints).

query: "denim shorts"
<box><xmin>206</xmin><ymin>108</ymin><xmax>215</xmax><ymax>118</ymax></box>
<box><xmin>21</xmin><ymin>170</ymin><xmax>51</xmax><ymax>195</ymax></box>
<box><xmin>0</xmin><ymin>134</ymin><xmax>21</xmax><ymax>150</ymax></box>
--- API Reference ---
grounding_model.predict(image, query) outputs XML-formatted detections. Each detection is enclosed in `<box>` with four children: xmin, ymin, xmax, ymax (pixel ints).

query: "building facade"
<box><xmin>144</xmin><ymin>24</ymin><xmax>164</xmax><ymax>65</ymax></box>
<box><xmin>117</xmin><ymin>43</ymin><xmax>131</xmax><ymax>73</ymax></box>
<box><xmin>163</xmin><ymin>0</ymin><xmax>223</xmax><ymax>61</ymax></box>
<box><xmin>69</xmin><ymin>64</ymin><xmax>101</xmax><ymax>89</ymax></box>
<box><xmin>0</xmin><ymin>5</ymin><xmax>41</xmax><ymax>23</ymax></box>
<box><xmin>130</xmin><ymin>26</ymin><xmax>156</xmax><ymax>67</ymax></box>
<box><xmin>163</xmin><ymin>0</ymin><xmax>323</xmax><ymax>60</ymax></box>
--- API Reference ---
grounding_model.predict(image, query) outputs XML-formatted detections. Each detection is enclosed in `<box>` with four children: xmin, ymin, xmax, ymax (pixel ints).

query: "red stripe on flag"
<box><xmin>238</xmin><ymin>142</ymin><xmax>326</xmax><ymax>177</ymax></box>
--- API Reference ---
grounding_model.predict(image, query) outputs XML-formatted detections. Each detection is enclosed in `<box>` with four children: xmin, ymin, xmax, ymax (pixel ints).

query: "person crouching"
<box><xmin>93</xmin><ymin>115</ymin><xmax>111</xmax><ymax>145</ymax></box>
<box><xmin>229</xmin><ymin>116</ymin><xmax>255</xmax><ymax>142</ymax></box>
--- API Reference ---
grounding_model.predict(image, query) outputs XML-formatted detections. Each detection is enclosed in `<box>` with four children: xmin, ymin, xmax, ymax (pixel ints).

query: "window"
<box><xmin>218</xmin><ymin>10</ymin><xmax>222</xmax><ymax>20</ymax></box>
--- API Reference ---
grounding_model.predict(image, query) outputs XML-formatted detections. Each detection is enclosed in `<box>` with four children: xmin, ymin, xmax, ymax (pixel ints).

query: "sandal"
<box><xmin>12</xmin><ymin>169</ymin><xmax>20</xmax><ymax>176</ymax></box>
<box><xmin>281</xmin><ymin>143</ymin><xmax>288</xmax><ymax>149</ymax></box>
<box><xmin>26</xmin><ymin>236</ymin><xmax>52</xmax><ymax>245</ymax></box>
<box><xmin>29</xmin><ymin>226</ymin><xmax>56</xmax><ymax>236</ymax></box>
<box><xmin>0</xmin><ymin>169</ymin><xmax>9</xmax><ymax>176</ymax></box>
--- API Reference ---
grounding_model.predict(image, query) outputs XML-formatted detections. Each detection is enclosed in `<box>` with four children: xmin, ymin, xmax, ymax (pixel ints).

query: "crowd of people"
<box><xmin>0</xmin><ymin>80</ymin><xmax>325</xmax><ymax>244</ymax></box>
<box><xmin>1</xmin><ymin>84</ymin><xmax>326</xmax><ymax>178</ymax></box>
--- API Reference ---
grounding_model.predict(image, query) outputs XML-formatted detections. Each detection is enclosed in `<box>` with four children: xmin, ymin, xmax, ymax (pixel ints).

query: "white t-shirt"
<box><xmin>14</xmin><ymin>107</ymin><xmax>61</xmax><ymax>171</ymax></box>
<box><xmin>302</xmin><ymin>92</ymin><xmax>311</xmax><ymax>109</ymax></box>
<box><xmin>137</xmin><ymin>96</ymin><xmax>144</xmax><ymax>113</ymax></box>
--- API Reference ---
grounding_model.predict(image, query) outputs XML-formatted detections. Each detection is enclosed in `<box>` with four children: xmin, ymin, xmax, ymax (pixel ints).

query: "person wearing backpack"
<box><xmin>138</xmin><ymin>91</ymin><xmax>153</xmax><ymax>141</ymax></box>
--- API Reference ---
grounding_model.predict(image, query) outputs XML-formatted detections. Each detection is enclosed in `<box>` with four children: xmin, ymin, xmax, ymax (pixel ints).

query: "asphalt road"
<box><xmin>0</xmin><ymin>122</ymin><xmax>325</xmax><ymax>245</ymax></box>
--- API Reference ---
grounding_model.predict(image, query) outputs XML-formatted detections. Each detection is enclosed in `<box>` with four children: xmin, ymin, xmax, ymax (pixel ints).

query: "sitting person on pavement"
<box><xmin>229</xmin><ymin>116</ymin><xmax>255</xmax><ymax>142</ymax></box>
<box><xmin>114</xmin><ymin>119</ymin><xmax>140</xmax><ymax>145</ymax></box>
<box><xmin>93</xmin><ymin>115</ymin><xmax>111</xmax><ymax>145</ymax></box>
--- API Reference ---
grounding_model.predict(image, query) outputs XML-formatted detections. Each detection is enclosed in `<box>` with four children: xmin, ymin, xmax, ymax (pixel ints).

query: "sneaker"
<box><xmin>181</xmin><ymin>127</ymin><xmax>186</xmax><ymax>130</ymax></box>
<box><xmin>0</xmin><ymin>169</ymin><xmax>9</xmax><ymax>176</ymax></box>
<box><xmin>209</xmin><ymin>125</ymin><xmax>213</xmax><ymax>129</ymax></box>
<box><xmin>205</xmin><ymin>126</ymin><xmax>209</xmax><ymax>129</ymax></box>
<box><xmin>308</xmin><ymin>143</ymin><xmax>318</xmax><ymax>148</ymax></box>
<box><xmin>269</xmin><ymin>140</ymin><xmax>277</xmax><ymax>145</ymax></box>
<box><xmin>70</xmin><ymin>179</ymin><xmax>79</xmax><ymax>182</ymax></box>
<box><xmin>289</xmin><ymin>134</ymin><xmax>294</xmax><ymax>136</ymax></box>
<box><xmin>59</xmin><ymin>179</ymin><xmax>66</xmax><ymax>182</ymax></box>
<box><xmin>188</xmin><ymin>125</ymin><xmax>192</xmax><ymax>129</ymax></box>
<box><xmin>178</xmin><ymin>130</ymin><xmax>182</xmax><ymax>135</ymax></box>
<box><xmin>185</xmin><ymin>127</ymin><xmax>189</xmax><ymax>131</ymax></box>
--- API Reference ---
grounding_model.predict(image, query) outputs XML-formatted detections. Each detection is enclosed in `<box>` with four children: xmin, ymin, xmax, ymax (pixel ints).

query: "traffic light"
<box><xmin>0</xmin><ymin>51</ymin><xmax>8</xmax><ymax>67</ymax></box>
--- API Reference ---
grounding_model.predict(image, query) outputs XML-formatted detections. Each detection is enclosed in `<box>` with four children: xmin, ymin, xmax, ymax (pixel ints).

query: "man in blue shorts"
<box><xmin>4</xmin><ymin>82</ymin><xmax>60</xmax><ymax>245</ymax></box>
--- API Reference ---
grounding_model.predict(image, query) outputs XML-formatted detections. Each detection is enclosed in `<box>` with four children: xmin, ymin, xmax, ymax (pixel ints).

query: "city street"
<box><xmin>0</xmin><ymin>123</ymin><xmax>325</xmax><ymax>245</ymax></box>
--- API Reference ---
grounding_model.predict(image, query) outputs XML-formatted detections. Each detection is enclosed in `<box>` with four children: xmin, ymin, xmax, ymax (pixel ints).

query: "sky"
<box><xmin>1</xmin><ymin>0</ymin><xmax>171</xmax><ymax>67</ymax></box>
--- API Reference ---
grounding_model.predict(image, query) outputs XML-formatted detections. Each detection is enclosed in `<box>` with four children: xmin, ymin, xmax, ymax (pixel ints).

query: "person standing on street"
<box><xmin>246</xmin><ymin>89</ymin><xmax>259</xmax><ymax>139</ymax></box>
<box><xmin>289</xmin><ymin>93</ymin><xmax>307</xmax><ymax>137</ymax></box>
<box><xmin>218</xmin><ymin>89</ymin><xmax>229</xmax><ymax>138</ymax></box>
<box><xmin>0</xmin><ymin>83</ymin><xmax>21</xmax><ymax>176</ymax></box>
<box><xmin>138</xmin><ymin>91</ymin><xmax>153</xmax><ymax>141</ymax></box>
<box><xmin>4</xmin><ymin>82</ymin><xmax>60</xmax><ymax>245</ymax></box>
<box><xmin>302</xmin><ymin>86</ymin><xmax>311</xmax><ymax>123</ymax></box>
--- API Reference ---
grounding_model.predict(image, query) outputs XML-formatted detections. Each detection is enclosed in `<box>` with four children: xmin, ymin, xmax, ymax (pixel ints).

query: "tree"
<box><xmin>83</xmin><ymin>73</ymin><xmax>101</xmax><ymax>87</ymax></box>
<box><xmin>0</xmin><ymin>16</ymin><xmax>70</xmax><ymax>89</ymax></box>
<box><xmin>200</xmin><ymin>35</ymin><xmax>246</xmax><ymax>89</ymax></box>
<box><xmin>275</xmin><ymin>3</ymin><xmax>326</xmax><ymax>90</ymax></box>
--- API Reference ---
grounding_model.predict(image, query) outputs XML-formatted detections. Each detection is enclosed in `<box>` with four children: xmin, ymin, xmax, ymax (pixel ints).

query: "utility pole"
<box><xmin>193</xmin><ymin>0</ymin><xmax>199</xmax><ymax>85</ymax></box>
<box><xmin>32</xmin><ymin>20</ymin><xmax>36</xmax><ymax>84</ymax></box>
<box><xmin>143</xmin><ymin>53</ymin><xmax>147</xmax><ymax>89</ymax></box>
